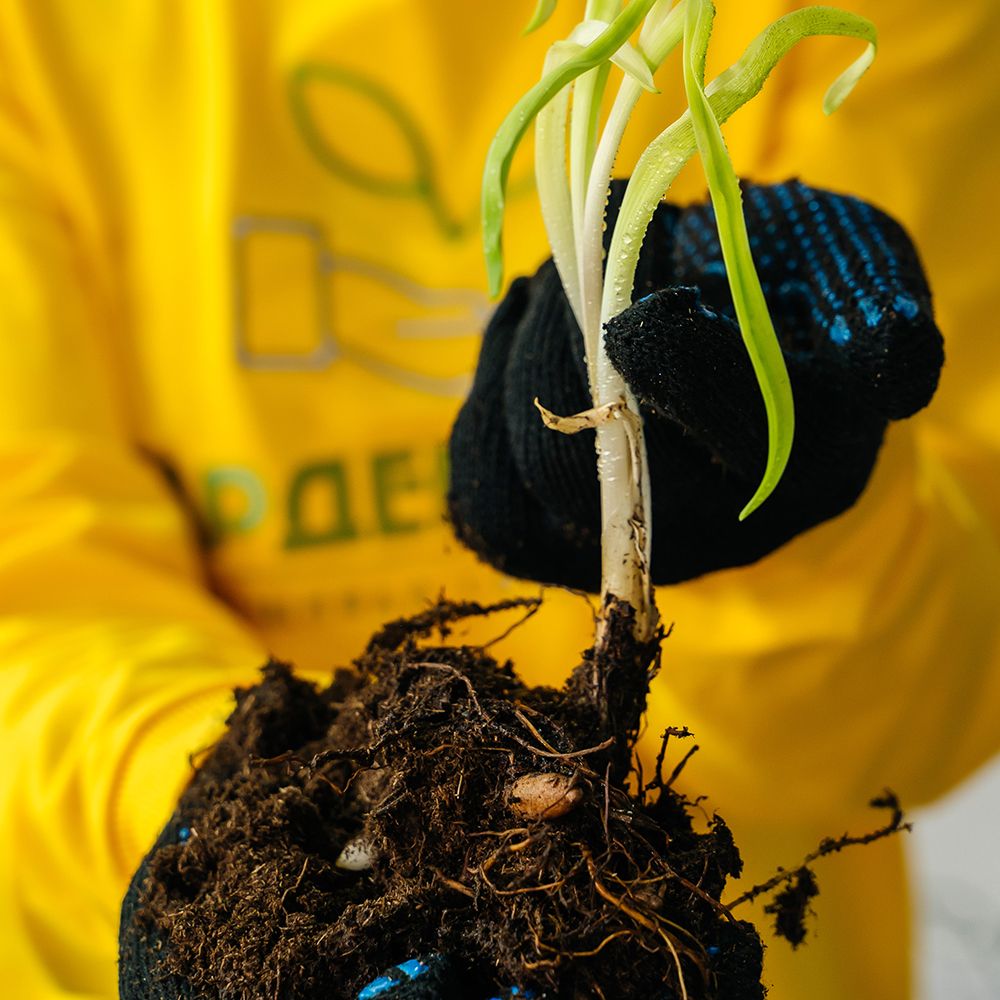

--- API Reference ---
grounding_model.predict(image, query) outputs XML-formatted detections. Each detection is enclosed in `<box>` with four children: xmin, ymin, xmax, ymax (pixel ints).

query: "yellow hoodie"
<box><xmin>0</xmin><ymin>2</ymin><xmax>997</xmax><ymax>998</ymax></box>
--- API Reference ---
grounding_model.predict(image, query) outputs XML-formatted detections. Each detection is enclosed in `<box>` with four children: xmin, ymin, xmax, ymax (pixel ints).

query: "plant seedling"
<box><xmin>482</xmin><ymin>0</ymin><xmax>877</xmax><ymax>695</ymax></box>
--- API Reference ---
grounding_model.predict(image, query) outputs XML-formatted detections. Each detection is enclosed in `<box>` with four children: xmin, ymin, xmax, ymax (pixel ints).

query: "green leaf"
<box><xmin>706</xmin><ymin>8</ymin><xmax>876</xmax><ymax>117</ymax></box>
<box><xmin>638</xmin><ymin>0</ymin><xmax>686</xmax><ymax>54</ymax></box>
<box><xmin>683</xmin><ymin>0</ymin><xmax>793</xmax><ymax>520</ymax></box>
<box><xmin>535</xmin><ymin>44</ymin><xmax>583</xmax><ymax>324</ymax></box>
<box><xmin>482</xmin><ymin>0</ymin><xmax>658</xmax><ymax>297</ymax></box>
<box><xmin>569</xmin><ymin>59</ymin><xmax>613</xmax><ymax>236</ymax></box>
<box><xmin>569</xmin><ymin>20</ymin><xmax>658</xmax><ymax>91</ymax></box>
<box><xmin>524</xmin><ymin>0</ymin><xmax>559</xmax><ymax>35</ymax></box>
<box><xmin>822</xmin><ymin>33</ymin><xmax>876</xmax><ymax>113</ymax></box>
<box><xmin>611</xmin><ymin>38</ymin><xmax>659</xmax><ymax>91</ymax></box>
<box><xmin>605</xmin><ymin>7</ymin><xmax>878</xmax><ymax>335</ymax></box>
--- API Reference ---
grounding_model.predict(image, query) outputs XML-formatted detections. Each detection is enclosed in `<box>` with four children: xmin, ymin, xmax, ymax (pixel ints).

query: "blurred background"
<box><xmin>913</xmin><ymin>757</ymin><xmax>1000</xmax><ymax>999</ymax></box>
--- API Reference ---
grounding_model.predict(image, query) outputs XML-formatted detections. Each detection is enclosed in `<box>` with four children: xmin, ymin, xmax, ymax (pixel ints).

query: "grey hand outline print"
<box><xmin>232</xmin><ymin>215</ymin><xmax>491</xmax><ymax>397</ymax></box>
<box><xmin>230</xmin><ymin>62</ymin><xmax>536</xmax><ymax>395</ymax></box>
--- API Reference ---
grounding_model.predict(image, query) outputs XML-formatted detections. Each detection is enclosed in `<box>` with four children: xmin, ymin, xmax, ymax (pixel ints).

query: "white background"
<box><xmin>911</xmin><ymin>754</ymin><xmax>1000</xmax><ymax>999</ymax></box>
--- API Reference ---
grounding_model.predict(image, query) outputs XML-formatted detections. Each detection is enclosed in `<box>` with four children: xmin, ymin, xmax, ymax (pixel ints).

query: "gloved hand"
<box><xmin>123</xmin><ymin>858</ymin><xmax>535</xmax><ymax>1000</ymax></box>
<box><xmin>118</xmin><ymin>759</ymin><xmax>537</xmax><ymax>1000</ymax></box>
<box><xmin>119</xmin><ymin>816</ymin><xmax>200</xmax><ymax>1000</ymax></box>
<box><xmin>449</xmin><ymin>180</ymin><xmax>944</xmax><ymax>591</ymax></box>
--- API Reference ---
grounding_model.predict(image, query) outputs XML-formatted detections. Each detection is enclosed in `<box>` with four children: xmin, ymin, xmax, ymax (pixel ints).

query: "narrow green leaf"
<box><xmin>482</xmin><ymin>0</ymin><xmax>658</xmax><ymax>297</ymax></box>
<box><xmin>535</xmin><ymin>45</ymin><xmax>584</xmax><ymax>324</ymax></box>
<box><xmin>683</xmin><ymin>0</ymin><xmax>794</xmax><ymax>520</ymax></box>
<box><xmin>638</xmin><ymin>0</ymin><xmax>685</xmax><ymax>54</ymax></box>
<box><xmin>611</xmin><ymin>39</ymin><xmax>659</xmax><ymax>91</ymax></box>
<box><xmin>704</xmin><ymin>10</ymin><xmax>876</xmax><ymax>120</ymax></box>
<box><xmin>823</xmin><ymin>36</ymin><xmax>876</xmax><ymax>113</ymax></box>
<box><xmin>570</xmin><ymin>59</ymin><xmax>613</xmax><ymax>238</ymax></box>
<box><xmin>524</xmin><ymin>0</ymin><xmax>559</xmax><ymax>35</ymax></box>
<box><xmin>569</xmin><ymin>20</ymin><xmax>658</xmax><ymax>91</ymax></box>
<box><xmin>605</xmin><ymin>8</ymin><xmax>878</xmax><ymax>337</ymax></box>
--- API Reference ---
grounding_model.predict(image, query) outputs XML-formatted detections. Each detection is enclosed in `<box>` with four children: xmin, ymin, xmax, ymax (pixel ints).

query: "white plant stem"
<box><xmin>514</xmin><ymin>1</ymin><xmax>874</xmax><ymax>650</ymax></box>
<box><xmin>536</xmin><ymin>48</ymin><xmax>584</xmax><ymax>328</ymax></box>
<box><xmin>536</xmin><ymin>0</ymin><xmax>686</xmax><ymax>645</ymax></box>
<box><xmin>579</xmin><ymin>0</ymin><xmax>685</xmax><ymax>642</ymax></box>
<box><xmin>581</xmin><ymin>79</ymin><xmax>650</xmax><ymax>637</ymax></box>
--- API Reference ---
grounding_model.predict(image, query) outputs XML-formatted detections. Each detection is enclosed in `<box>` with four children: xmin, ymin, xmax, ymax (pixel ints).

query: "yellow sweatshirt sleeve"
<box><xmin>0</xmin><ymin>43</ymin><xmax>265</xmax><ymax>1000</ymax></box>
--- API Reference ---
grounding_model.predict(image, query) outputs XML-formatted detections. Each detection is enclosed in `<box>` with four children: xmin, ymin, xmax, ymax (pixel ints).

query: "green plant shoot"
<box><xmin>482</xmin><ymin>0</ymin><xmax>658</xmax><ymax>298</ymax></box>
<box><xmin>482</xmin><ymin>0</ymin><xmax>877</xmax><ymax>636</ymax></box>
<box><xmin>524</xmin><ymin>0</ymin><xmax>560</xmax><ymax>36</ymax></box>
<box><xmin>682</xmin><ymin>0</ymin><xmax>792</xmax><ymax>519</ymax></box>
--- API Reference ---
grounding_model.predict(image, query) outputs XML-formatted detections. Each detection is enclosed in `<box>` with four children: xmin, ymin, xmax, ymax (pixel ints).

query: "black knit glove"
<box><xmin>353</xmin><ymin>955</ymin><xmax>536</xmax><ymax>999</ymax></box>
<box><xmin>449</xmin><ymin>180</ymin><xmax>944</xmax><ymax>590</ymax></box>
<box><xmin>119</xmin><ymin>816</ymin><xmax>199</xmax><ymax>1000</ymax></box>
<box><xmin>118</xmin><ymin>693</ymin><xmax>536</xmax><ymax>1000</ymax></box>
<box><xmin>122</xmin><ymin>845</ymin><xmax>534</xmax><ymax>1000</ymax></box>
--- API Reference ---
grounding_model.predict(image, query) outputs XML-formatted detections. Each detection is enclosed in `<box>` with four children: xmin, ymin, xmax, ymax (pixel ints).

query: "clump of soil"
<box><xmin>126</xmin><ymin>599</ymin><xmax>767</xmax><ymax>999</ymax></box>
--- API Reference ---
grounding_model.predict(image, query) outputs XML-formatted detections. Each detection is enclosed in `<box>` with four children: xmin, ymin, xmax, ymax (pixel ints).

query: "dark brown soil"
<box><xmin>132</xmin><ymin>599</ymin><xmax>768</xmax><ymax>999</ymax></box>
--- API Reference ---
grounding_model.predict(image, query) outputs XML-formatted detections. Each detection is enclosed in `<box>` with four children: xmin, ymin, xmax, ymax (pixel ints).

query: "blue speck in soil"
<box><xmin>177</xmin><ymin>827</ymin><xmax>190</xmax><ymax>842</ymax></box>
<box><xmin>707</xmin><ymin>945</ymin><xmax>721</xmax><ymax>957</ymax></box>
